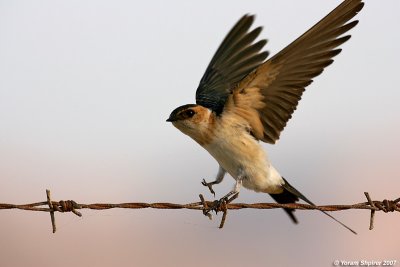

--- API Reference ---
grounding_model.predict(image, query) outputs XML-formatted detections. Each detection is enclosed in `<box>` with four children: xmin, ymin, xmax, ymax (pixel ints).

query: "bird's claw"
<box><xmin>211</xmin><ymin>193</ymin><xmax>238</xmax><ymax>213</ymax></box>
<box><xmin>201</xmin><ymin>179</ymin><xmax>216</xmax><ymax>196</ymax></box>
<box><xmin>201</xmin><ymin>195</ymin><xmax>228</xmax><ymax>215</ymax></box>
<box><xmin>207</xmin><ymin>197</ymin><xmax>227</xmax><ymax>214</ymax></box>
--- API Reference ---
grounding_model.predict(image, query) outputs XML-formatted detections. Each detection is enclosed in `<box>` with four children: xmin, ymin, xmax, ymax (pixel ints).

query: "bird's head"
<box><xmin>167</xmin><ymin>104</ymin><xmax>215</xmax><ymax>145</ymax></box>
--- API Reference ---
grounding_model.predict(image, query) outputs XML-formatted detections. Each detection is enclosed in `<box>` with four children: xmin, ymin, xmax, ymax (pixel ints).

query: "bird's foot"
<box><xmin>209</xmin><ymin>192</ymin><xmax>239</xmax><ymax>213</ymax></box>
<box><xmin>201</xmin><ymin>179</ymin><xmax>216</xmax><ymax>196</ymax></box>
<box><xmin>199</xmin><ymin>191</ymin><xmax>239</xmax><ymax>229</ymax></box>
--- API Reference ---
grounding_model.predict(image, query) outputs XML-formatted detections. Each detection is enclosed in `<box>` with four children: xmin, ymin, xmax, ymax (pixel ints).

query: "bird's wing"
<box><xmin>195</xmin><ymin>14</ymin><xmax>269</xmax><ymax>115</ymax></box>
<box><xmin>225</xmin><ymin>0</ymin><xmax>364</xmax><ymax>144</ymax></box>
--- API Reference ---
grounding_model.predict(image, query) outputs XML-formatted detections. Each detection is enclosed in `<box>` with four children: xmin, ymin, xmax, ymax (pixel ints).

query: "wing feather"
<box><xmin>195</xmin><ymin>15</ymin><xmax>269</xmax><ymax>114</ymax></box>
<box><xmin>227</xmin><ymin>0</ymin><xmax>364</xmax><ymax>144</ymax></box>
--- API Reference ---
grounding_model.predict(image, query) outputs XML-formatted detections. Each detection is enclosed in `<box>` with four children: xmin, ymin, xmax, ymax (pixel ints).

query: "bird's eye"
<box><xmin>185</xmin><ymin>109</ymin><xmax>195</xmax><ymax>118</ymax></box>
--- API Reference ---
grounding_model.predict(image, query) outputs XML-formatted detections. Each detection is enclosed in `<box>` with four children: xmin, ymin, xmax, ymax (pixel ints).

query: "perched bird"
<box><xmin>167</xmin><ymin>0</ymin><xmax>364</xmax><ymax>233</ymax></box>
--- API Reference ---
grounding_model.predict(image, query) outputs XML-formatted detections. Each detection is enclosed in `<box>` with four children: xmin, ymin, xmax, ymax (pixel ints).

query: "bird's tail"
<box><xmin>269</xmin><ymin>185</ymin><xmax>299</xmax><ymax>224</ymax></box>
<box><xmin>270</xmin><ymin>177</ymin><xmax>357</xmax><ymax>234</ymax></box>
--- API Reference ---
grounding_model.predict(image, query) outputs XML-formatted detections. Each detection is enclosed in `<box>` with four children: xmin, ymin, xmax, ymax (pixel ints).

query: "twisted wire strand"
<box><xmin>0</xmin><ymin>190</ymin><xmax>399</xmax><ymax>233</ymax></box>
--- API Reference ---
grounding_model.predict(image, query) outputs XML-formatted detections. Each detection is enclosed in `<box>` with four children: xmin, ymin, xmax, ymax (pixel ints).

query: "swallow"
<box><xmin>167</xmin><ymin>0</ymin><xmax>364</xmax><ymax>233</ymax></box>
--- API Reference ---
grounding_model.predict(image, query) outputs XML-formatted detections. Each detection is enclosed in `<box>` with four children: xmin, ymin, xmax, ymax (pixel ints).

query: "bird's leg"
<box><xmin>212</xmin><ymin>170</ymin><xmax>244</xmax><ymax>212</ymax></box>
<box><xmin>219</xmin><ymin>175</ymin><xmax>242</xmax><ymax>204</ymax></box>
<box><xmin>202</xmin><ymin>166</ymin><xmax>226</xmax><ymax>196</ymax></box>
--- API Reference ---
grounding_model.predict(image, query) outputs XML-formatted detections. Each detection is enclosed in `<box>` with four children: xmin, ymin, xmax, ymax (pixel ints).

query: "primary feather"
<box><xmin>197</xmin><ymin>0</ymin><xmax>364</xmax><ymax>144</ymax></box>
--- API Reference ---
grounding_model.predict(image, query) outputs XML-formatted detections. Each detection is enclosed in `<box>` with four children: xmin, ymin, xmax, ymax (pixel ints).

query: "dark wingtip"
<box><xmin>356</xmin><ymin>2</ymin><xmax>365</xmax><ymax>13</ymax></box>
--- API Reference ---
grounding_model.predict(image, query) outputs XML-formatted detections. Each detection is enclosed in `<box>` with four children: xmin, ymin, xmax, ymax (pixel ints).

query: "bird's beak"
<box><xmin>166</xmin><ymin>114</ymin><xmax>177</xmax><ymax>122</ymax></box>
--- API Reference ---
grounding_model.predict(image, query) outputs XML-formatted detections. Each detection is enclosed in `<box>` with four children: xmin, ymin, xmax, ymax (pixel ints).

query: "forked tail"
<box><xmin>270</xmin><ymin>177</ymin><xmax>357</xmax><ymax>234</ymax></box>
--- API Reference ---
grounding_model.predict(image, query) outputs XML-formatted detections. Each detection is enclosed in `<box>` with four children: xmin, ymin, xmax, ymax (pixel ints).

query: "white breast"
<box><xmin>204</xmin><ymin>116</ymin><xmax>283</xmax><ymax>194</ymax></box>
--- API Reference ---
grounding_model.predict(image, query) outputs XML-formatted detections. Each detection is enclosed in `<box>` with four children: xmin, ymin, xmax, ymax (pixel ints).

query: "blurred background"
<box><xmin>0</xmin><ymin>1</ymin><xmax>399</xmax><ymax>266</ymax></box>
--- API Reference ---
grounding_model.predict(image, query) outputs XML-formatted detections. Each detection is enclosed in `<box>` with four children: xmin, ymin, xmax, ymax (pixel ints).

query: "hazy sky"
<box><xmin>1</xmin><ymin>1</ymin><xmax>399</xmax><ymax>267</ymax></box>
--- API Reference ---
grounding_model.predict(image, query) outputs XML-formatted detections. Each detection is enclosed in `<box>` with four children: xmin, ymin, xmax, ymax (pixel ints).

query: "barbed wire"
<box><xmin>0</xmin><ymin>190</ymin><xmax>399</xmax><ymax>233</ymax></box>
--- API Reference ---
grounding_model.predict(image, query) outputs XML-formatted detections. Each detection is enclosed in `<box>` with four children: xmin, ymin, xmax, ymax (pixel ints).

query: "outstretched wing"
<box><xmin>195</xmin><ymin>15</ymin><xmax>269</xmax><ymax>115</ymax></box>
<box><xmin>226</xmin><ymin>0</ymin><xmax>364</xmax><ymax>143</ymax></box>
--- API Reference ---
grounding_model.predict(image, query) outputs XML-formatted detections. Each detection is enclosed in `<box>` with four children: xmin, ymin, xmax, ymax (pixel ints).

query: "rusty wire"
<box><xmin>0</xmin><ymin>190</ymin><xmax>399</xmax><ymax>233</ymax></box>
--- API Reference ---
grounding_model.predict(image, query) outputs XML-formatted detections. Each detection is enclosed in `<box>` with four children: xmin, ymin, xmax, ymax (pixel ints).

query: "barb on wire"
<box><xmin>0</xmin><ymin>190</ymin><xmax>399</xmax><ymax>233</ymax></box>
